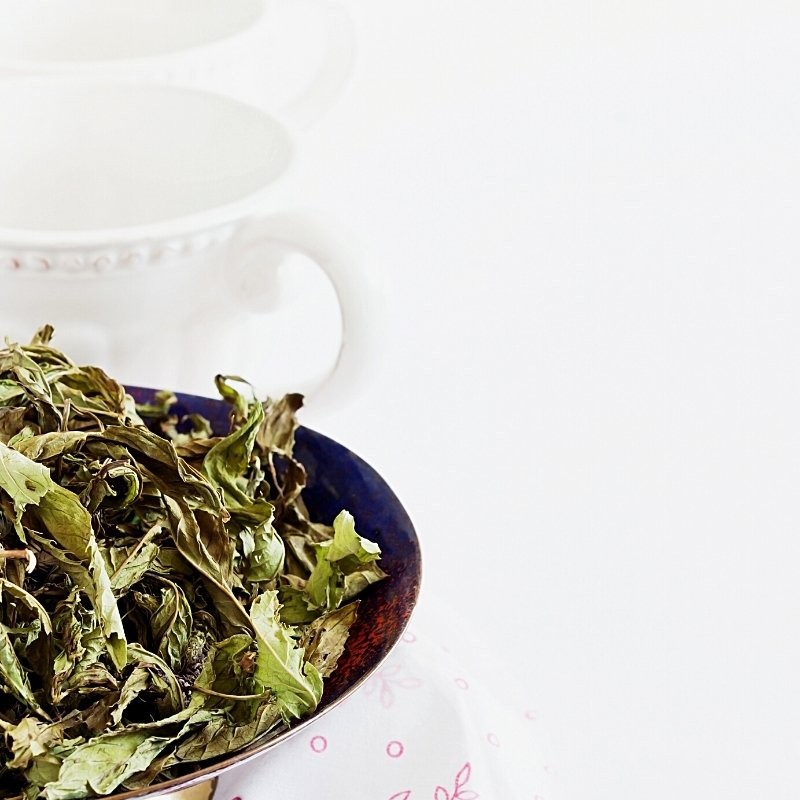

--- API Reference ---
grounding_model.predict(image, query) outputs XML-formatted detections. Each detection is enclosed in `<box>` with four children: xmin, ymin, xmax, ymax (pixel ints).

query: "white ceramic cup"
<box><xmin>0</xmin><ymin>0</ymin><xmax>355</xmax><ymax>127</ymax></box>
<box><xmin>0</xmin><ymin>79</ymin><xmax>374</xmax><ymax>404</ymax></box>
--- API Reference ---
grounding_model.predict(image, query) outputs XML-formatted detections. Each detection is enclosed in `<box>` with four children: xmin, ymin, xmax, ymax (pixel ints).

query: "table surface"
<box><xmin>240</xmin><ymin>3</ymin><xmax>800</xmax><ymax>798</ymax></box>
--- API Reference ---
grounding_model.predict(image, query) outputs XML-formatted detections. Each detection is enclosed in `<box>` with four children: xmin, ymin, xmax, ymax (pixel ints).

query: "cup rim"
<box><xmin>0</xmin><ymin>77</ymin><xmax>294</xmax><ymax>248</ymax></box>
<box><xmin>0</xmin><ymin>0</ymin><xmax>267</xmax><ymax>70</ymax></box>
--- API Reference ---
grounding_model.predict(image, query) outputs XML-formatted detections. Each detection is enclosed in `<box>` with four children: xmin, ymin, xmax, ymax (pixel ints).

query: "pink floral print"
<box><xmin>434</xmin><ymin>762</ymin><xmax>478</xmax><ymax>800</ymax></box>
<box><xmin>363</xmin><ymin>663</ymin><xmax>423</xmax><ymax>709</ymax></box>
<box><xmin>387</xmin><ymin>762</ymin><xmax>478</xmax><ymax>800</ymax></box>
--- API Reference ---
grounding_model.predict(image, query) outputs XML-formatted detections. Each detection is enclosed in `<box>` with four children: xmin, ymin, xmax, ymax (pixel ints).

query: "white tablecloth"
<box><xmin>217</xmin><ymin>594</ymin><xmax>554</xmax><ymax>800</ymax></box>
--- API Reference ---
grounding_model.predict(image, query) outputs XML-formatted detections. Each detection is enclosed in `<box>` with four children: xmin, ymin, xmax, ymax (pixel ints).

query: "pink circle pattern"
<box><xmin>386</xmin><ymin>740</ymin><xmax>405</xmax><ymax>758</ymax></box>
<box><xmin>309</xmin><ymin>735</ymin><xmax>328</xmax><ymax>753</ymax></box>
<box><xmin>454</xmin><ymin>678</ymin><xmax>469</xmax><ymax>690</ymax></box>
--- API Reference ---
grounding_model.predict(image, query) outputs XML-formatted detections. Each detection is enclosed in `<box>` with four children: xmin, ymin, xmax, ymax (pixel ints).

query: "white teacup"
<box><xmin>0</xmin><ymin>79</ymin><xmax>374</xmax><ymax>404</ymax></box>
<box><xmin>0</xmin><ymin>0</ymin><xmax>354</xmax><ymax>127</ymax></box>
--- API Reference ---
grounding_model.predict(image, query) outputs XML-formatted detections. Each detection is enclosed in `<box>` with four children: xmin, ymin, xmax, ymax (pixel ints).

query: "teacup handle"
<box><xmin>232</xmin><ymin>211</ymin><xmax>378</xmax><ymax>409</ymax></box>
<box><xmin>272</xmin><ymin>0</ymin><xmax>356</xmax><ymax>129</ymax></box>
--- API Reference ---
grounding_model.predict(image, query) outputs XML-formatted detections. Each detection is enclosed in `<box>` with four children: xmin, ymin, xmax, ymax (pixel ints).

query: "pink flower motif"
<box><xmin>433</xmin><ymin>762</ymin><xmax>478</xmax><ymax>800</ymax></box>
<box><xmin>389</xmin><ymin>792</ymin><xmax>412</xmax><ymax>800</ymax></box>
<box><xmin>363</xmin><ymin>663</ymin><xmax>422</xmax><ymax>709</ymax></box>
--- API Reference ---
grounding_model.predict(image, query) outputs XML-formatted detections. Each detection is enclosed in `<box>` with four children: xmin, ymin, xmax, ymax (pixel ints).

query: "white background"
<box><xmin>270</xmin><ymin>3</ymin><xmax>800</xmax><ymax>798</ymax></box>
<box><xmin>3</xmin><ymin>2</ymin><xmax>800</xmax><ymax>798</ymax></box>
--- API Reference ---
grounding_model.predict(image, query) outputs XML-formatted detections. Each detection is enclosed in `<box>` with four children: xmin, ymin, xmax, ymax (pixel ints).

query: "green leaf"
<box><xmin>191</xmin><ymin>633</ymin><xmax>257</xmax><ymax>713</ymax></box>
<box><xmin>0</xmin><ymin>438</ymin><xmax>127</xmax><ymax>672</ymax></box>
<box><xmin>300</xmin><ymin>602</ymin><xmax>359</xmax><ymax>678</ymax></box>
<box><xmin>305</xmin><ymin>552</ymin><xmax>343</xmax><ymax>610</ymax></box>
<box><xmin>97</xmin><ymin>426</ymin><xmax>226</xmax><ymax>518</ymax></box>
<box><xmin>0</xmin><ymin>577</ymin><xmax>53</xmax><ymax>636</ymax></box>
<box><xmin>161</xmin><ymin>494</ymin><xmax>251</xmax><ymax>633</ymax></box>
<box><xmin>250</xmin><ymin>591</ymin><xmax>322</xmax><ymax>720</ymax></box>
<box><xmin>202</xmin><ymin>380</ymin><xmax>263</xmax><ymax>508</ymax></box>
<box><xmin>0</xmin><ymin>406</ymin><xmax>30</xmax><ymax>444</ymax></box>
<box><xmin>3</xmin><ymin>717</ymin><xmax>64</xmax><ymax>771</ymax></box>
<box><xmin>0</xmin><ymin>380</ymin><xmax>27</xmax><ymax>406</ymax></box>
<box><xmin>239</xmin><ymin>511</ymin><xmax>285</xmax><ymax>584</ymax></box>
<box><xmin>212</xmin><ymin>374</ymin><xmax>249</xmax><ymax>419</ymax></box>
<box><xmin>342</xmin><ymin>562</ymin><xmax>388</xmax><ymax>602</ymax></box>
<box><xmin>80</xmin><ymin>460</ymin><xmax>142</xmax><ymax>514</ymax></box>
<box><xmin>124</xmin><ymin>644</ymin><xmax>184</xmax><ymax>716</ymax></box>
<box><xmin>134</xmin><ymin>390</ymin><xmax>177</xmax><ymax>421</ymax></box>
<box><xmin>42</xmin><ymin>709</ymin><xmax>213</xmax><ymax>800</ymax></box>
<box><xmin>256</xmin><ymin>393</ymin><xmax>304</xmax><ymax>454</ymax></box>
<box><xmin>24</xmin><ymin>741</ymin><xmax>80</xmax><ymax>800</ymax></box>
<box><xmin>300</xmin><ymin>512</ymin><xmax>385</xmax><ymax>615</ymax></box>
<box><xmin>277</xmin><ymin>586</ymin><xmax>319</xmax><ymax>625</ymax></box>
<box><xmin>50</xmin><ymin>589</ymin><xmax>103</xmax><ymax>703</ymax></box>
<box><xmin>0</xmin><ymin>622</ymin><xmax>46</xmax><ymax>716</ymax></box>
<box><xmin>0</xmin><ymin>440</ymin><xmax>51</xmax><ymax>526</ymax></box>
<box><xmin>108</xmin><ymin>668</ymin><xmax>152</xmax><ymax>728</ymax></box>
<box><xmin>43</xmin><ymin>731</ymin><xmax>154</xmax><ymax>800</ymax></box>
<box><xmin>203</xmin><ymin>383</ymin><xmax>285</xmax><ymax>582</ymax></box>
<box><xmin>327</xmin><ymin>510</ymin><xmax>381</xmax><ymax>563</ymax></box>
<box><xmin>150</xmin><ymin>580</ymin><xmax>193</xmax><ymax>672</ymax></box>
<box><xmin>35</xmin><ymin>486</ymin><xmax>127</xmax><ymax>670</ymax></box>
<box><xmin>11</xmin><ymin>432</ymin><xmax>87</xmax><ymax>462</ymax></box>
<box><xmin>102</xmin><ymin>529</ymin><xmax>160</xmax><ymax>593</ymax></box>
<box><xmin>173</xmin><ymin>700</ymin><xmax>282</xmax><ymax>762</ymax></box>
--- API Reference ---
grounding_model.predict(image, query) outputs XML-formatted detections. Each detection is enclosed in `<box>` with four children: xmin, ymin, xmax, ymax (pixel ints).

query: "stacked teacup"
<box><xmin>0</xmin><ymin>0</ymin><xmax>371</xmax><ymax>405</ymax></box>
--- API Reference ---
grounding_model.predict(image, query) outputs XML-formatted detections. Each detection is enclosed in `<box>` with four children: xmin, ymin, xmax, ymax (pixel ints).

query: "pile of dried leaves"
<box><xmin>0</xmin><ymin>327</ymin><xmax>385</xmax><ymax>799</ymax></box>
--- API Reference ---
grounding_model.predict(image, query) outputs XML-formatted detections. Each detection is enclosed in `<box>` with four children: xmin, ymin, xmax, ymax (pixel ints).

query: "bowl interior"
<box><xmin>112</xmin><ymin>387</ymin><xmax>421</xmax><ymax>799</ymax></box>
<box><xmin>0</xmin><ymin>82</ymin><xmax>290</xmax><ymax>234</ymax></box>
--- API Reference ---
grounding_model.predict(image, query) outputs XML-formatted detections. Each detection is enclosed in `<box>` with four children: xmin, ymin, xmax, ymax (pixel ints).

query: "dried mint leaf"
<box><xmin>0</xmin><ymin>327</ymin><xmax>385</xmax><ymax>798</ymax></box>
